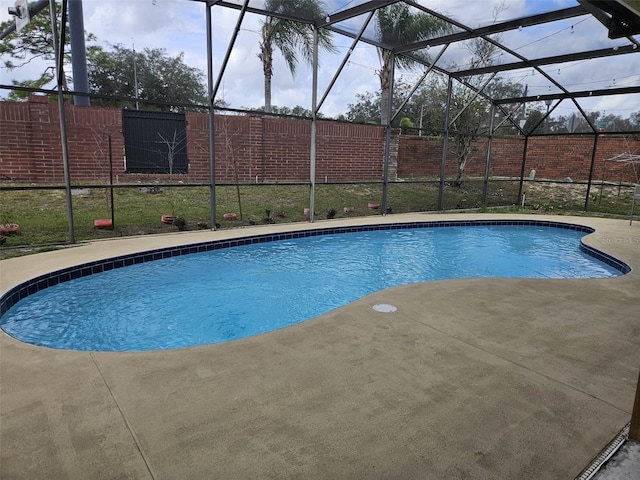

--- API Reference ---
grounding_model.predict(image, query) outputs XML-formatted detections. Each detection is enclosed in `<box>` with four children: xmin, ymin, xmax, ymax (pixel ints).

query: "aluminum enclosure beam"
<box><xmin>482</xmin><ymin>105</ymin><xmax>496</xmax><ymax>207</ymax></box>
<box><xmin>381</xmin><ymin>52</ymin><xmax>395</xmax><ymax>215</ymax></box>
<box><xmin>390</xmin><ymin>44</ymin><xmax>449</xmax><ymax>124</ymax></box>
<box><xmin>49</xmin><ymin>0</ymin><xmax>75</xmax><ymax>243</ymax></box>
<box><xmin>309</xmin><ymin>27</ymin><xmax>319</xmax><ymax>223</ymax></box>
<box><xmin>187</xmin><ymin>0</ymin><xmax>640</xmax><ymax>108</ymax></box>
<box><xmin>403</xmin><ymin>2</ymin><xmax>574</xmax><ymax>115</ymax></box>
<box><xmin>495</xmin><ymin>85</ymin><xmax>640</xmax><ymax>104</ymax></box>
<box><xmin>438</xmin><ymin>78</ymin><xmax>453</xmax><ymax>211</ymax></box>
<box><xmin>316</xmin><ymin>10</ymin><xmax>375</xmax><ymax>112</ymax></box>
<box><xmin>517</xmin><ymin>136</ymin><xmax>530</xmax><ymax>204</ymax></box>
<box><xmin>206</xmin><ymin>3</ymin><xmax>217</xmax><ymax>230</ymax></box>
<box><xmin>211</xmin><ymin>0</ymin><xmax>249</xmax><ymax>101</ymax></box>
<box><xmin>579</xmin><ymin>0</ymin><xmax>640</xmax><ymax>37</ymax></box>
<box><xmin>320</xmin><ymin>0</ymin><xmax>397</xmax><ymax>27</ymax></box>
<box><xmin>570</xmin><ymin>97</ymin><xmax>599</xmax><ymax>133</ymax></box>
<box><xmin>212</xmin><ymin>0</ymin><xmax>317</xmax><ymax>24</ymax></box>
<box><xmin>448</xmin><ymin>73</ymin><xmax>497</xmax><ymax>128</ymax></box>
<box><xmin>451</xmin><ymin>45</ymin><xmax>639</xmax><ymax>78</ymax></box>
<box><xmin>585</xmin><ymin>135</ymin><xmax>600</xmax><ymax>210</ymax></box>
<box><xmin>394</xmin><ymin>6</ymin><xmax>588</xmax><ymax>54</ymax></box>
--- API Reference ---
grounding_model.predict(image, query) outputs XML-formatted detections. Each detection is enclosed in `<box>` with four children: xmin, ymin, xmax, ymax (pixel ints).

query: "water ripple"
<box><xmin>1</xmin><ymin>225</ymin><xmax>620</xmax><ymax>351</ymax></box>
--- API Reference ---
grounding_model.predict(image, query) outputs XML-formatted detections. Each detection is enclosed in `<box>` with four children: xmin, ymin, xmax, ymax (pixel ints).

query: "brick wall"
<box><xmin>0</xmin><ymin>96</ymin><xmax>123</xmax><ymax>183</ymax></box>
<box><xmin>1</xmin><ymin>97</ymin><xmax>637</xmax><ymax>184</ymax></box>
<box><xmin>0</xmin><ymin>97</ymin><xmax>385</xmax><ymax>184</ymax></box>
<box><xmin>397</xmin><ymin>134</ymin><xmax>639</xmax><ymax>183</ymax></box>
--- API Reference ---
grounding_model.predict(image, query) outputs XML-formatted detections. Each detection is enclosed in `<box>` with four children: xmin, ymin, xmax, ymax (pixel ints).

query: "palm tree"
<box><xmin>375</xmin><ymin>4</ymin><xmax>452</xmax><ymax>125</ymax></box>
<box><xmin>258</xmin><ymin>0</ymin><xmax>335</xmax><ymax>113</ymax></box>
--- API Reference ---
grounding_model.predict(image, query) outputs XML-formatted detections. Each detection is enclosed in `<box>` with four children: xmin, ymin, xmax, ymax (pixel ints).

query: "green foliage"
<box><xmin>0</xmin><ymin>1</ymin><xmax>97</xmax><ymax>95</ymax></box>
<box><xmin>259</xmin><ymin>0</ymin><xmax>336</xmax><ymax>113</ymax></box>
<box><xmin>0</xmin><ymin>2</ymin><xmax>206</xmax><ymax>109</ymax></box>
<box><xmin>523</xmin><ymin>110</ymin><xmax>544</xmax><ymax>135</ymax></box>
<box><xmin>1</xmin><ymin>3</ymin><xmax>65</xmax><ymax>71</ymax></box>
<box><xmin>346</xmin><ymin>91</ymin><xmax>380</xmax><ymax>124</ymax></box>
<box><xmin>399</xmin><ymin>117</ymin><xmax>414</xmax><ymax>133</ymax></box>
<box><xmin>256</xmin><ymin>105</ymin><xmax>321</xmax><ymax>117</ymax></box>
<box><xmin>346</xmin><ymin>79</ymin><xmax>444</xmax><ymax>131</ymax></box>
<box><xmin>375</xmin><ymin>4</ymin><xmax>452</xmax><ymax>124</ymax></box>
<box><xmin>375</xmin><ymin>4</ymin><xmax>450</xmax><ymax>67</ymax></box>
<box><xmin>7</xmin><ymin>74</ymin><xmax>54</xmax><ymax>101</ymax></box>
<box><xmin>87</xmin><ymin>44</ymin><xmax>207</xmax><ymax>110</ymax></box>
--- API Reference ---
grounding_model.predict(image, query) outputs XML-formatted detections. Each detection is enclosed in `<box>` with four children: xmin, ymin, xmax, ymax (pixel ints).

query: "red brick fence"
<box><xmin>1</xmin><ymin>96</ymin><xmax>637</xmax><ymax>185</ymax></box>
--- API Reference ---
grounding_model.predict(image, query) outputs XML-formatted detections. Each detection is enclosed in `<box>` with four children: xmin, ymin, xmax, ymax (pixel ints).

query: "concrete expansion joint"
<box><xmin>89</xmin><ymin>353</ymin><xmax>157</xmax><ymax>480</ymax></box>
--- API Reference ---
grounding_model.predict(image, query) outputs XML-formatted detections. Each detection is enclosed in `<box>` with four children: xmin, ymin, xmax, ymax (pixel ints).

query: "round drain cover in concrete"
<box><xmin>373</xmin><ymin>304</ymin><xmax>397</xmax><ymax>313</ymax></box>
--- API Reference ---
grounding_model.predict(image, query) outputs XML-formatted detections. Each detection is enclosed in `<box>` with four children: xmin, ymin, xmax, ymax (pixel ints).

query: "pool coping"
<box><xmin>1</xmin><ymin>213</ymin><xmax>639</xmax><ymax>480</ymax></box>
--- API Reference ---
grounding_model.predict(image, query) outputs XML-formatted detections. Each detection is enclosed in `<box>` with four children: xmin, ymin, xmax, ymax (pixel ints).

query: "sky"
<box><xmin>1</xmin><ymin>0</ymin><xmax>639</xmax><ymax>120</ymax></box>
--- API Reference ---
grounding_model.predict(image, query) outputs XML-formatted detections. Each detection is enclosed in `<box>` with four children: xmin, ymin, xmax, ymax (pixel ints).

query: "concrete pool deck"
<box><xmin>1</xmin><ymin>213</ymin><xmax>639</xmax><ymax>479</ymax></box>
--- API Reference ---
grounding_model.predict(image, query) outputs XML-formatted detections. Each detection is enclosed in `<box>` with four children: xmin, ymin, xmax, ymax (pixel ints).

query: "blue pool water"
<box><xmin>0</xmin><ymin>224</ymin><xmax>623</xmax><ymax>352</ymax></box>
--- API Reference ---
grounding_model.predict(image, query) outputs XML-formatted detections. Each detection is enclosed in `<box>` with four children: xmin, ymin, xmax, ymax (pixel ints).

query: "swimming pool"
<box><xmin>0</xmin><ymin>220</ymin><xmax>629</xmax><ymax>352</ymax></box>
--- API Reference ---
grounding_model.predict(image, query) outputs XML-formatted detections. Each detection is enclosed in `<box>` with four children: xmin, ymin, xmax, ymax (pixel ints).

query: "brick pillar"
<box><xmin>28</xmin><ymin>95</ymin><xmax>62</xmax><ymax>183</ymax></box>
<box><xmin>387</xmin><ymin>128</ymin><xmax>400</xmax><ymax>181</ymax></box>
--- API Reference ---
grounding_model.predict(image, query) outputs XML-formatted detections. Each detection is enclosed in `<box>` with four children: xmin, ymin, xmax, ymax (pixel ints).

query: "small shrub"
<box><xmin>173</xmin><ymin>217</ymin><xmax>187</xmax><ymax>231</ymax></box>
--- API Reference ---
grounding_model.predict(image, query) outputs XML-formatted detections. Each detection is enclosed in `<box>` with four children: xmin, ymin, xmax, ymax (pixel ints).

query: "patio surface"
<box><xmin>1</xmin><ymin>213</ymin><xmax>639</xmax><ymax>479</ymax></box>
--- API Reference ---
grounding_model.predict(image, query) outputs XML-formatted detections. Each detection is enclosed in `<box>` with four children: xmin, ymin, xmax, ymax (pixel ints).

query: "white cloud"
<box><xmin>85</xmin><ymin>0</ymin><xmax>200</xmax><ymax>43</ymax></box>
<box><xmin>1</xmin><ymin>0</ymin><xmax>637</xmax><ymax>118</ymax></box>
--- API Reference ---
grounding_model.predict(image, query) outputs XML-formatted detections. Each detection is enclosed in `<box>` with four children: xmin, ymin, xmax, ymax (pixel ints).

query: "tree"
<box><xmin>598</xmin><ymin>112</ymin><xmax>633</xmax><ymax>132</ymax></box>
<box><xmin>522</xmin><ymin>109</ymin><xmax>544</xmax><ymax>135</ymax></box>
<box><xmin>399</xmin><ymin>117</ymin><xmax>414</xmax><ymax>134</ymax></box>
<box><xmin>254</xmin><ymin>104</ymin><xmax>321</xmax><ymax>117</ymax></box>
<box><xmin>258</xmin><ymin>0</ymin><xmax>335</xmax><ymax>113</ymax></box>
<box><xmin>438</xmin><ymin>4</ymin><xmax>525</xmax><ymax>185</ymax></box>
<box><xmin>0</xmin><ymin>1</ymin><xmax>95</xmax><ymax>99</ymax></box>
<box><xmin>450</xmin><ymin>85</ymin><xmax>521</xmax><ymax>184</ymax></box>
<box><xmin>451</xmin><ymin>92</ymin><xmax>483</xmax><ymax>181</ymax></box>
<box><xmin>374</xmin><ymin>4</ymin><xmax>451</xmax><ymax>125</ymax></box>
<box><xmin>345</xmin><ymin>79</ymin><xmax>437</xmax><ymax>127</ymax></box>
<box><xmin>346</xmin><ymin>91</ymin><xmax>380</xmax><ymax>123</ymax></box>
<box><xmin>346</xmin><ymin>40</ymin><xmax>526</xmax><ymax>185</ymax></box>
<box><xmin>6</xmin><ymin>75</ymin><xmax>53</xmax><ymax>101</ymax></box>
<box><xmin>0</xmin><ymin>3</ymin><xmax>206</xmax><ymax>110</ymax></box>
<box><xmin>87</xmin><ymin>44</ymin><xmax>207</xmax><ymax>111</ymax></box>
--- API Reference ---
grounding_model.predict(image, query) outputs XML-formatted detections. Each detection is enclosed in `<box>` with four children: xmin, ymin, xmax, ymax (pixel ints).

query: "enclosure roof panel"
<box><xmin>200</xmin><ymin>0</ymin><xmax>640</xmax><ymax>105</ymax></box>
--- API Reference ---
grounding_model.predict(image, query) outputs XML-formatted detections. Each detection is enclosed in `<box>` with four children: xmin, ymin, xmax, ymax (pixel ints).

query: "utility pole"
<box><xmin>545</xmin><ymin>99</ymin><xmax>552</xmax><ymax>133</ymax></box>
<box><xmin>133</xmin><ymin>42</ymin><xmax>139</xmax><ymax>109</ymax></box>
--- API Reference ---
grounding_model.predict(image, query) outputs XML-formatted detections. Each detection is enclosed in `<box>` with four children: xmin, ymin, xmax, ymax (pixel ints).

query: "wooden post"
<box><xmin>630</xmin><ymin>369</ymin><xmax>640</xmax><ymax>441</ymax></box>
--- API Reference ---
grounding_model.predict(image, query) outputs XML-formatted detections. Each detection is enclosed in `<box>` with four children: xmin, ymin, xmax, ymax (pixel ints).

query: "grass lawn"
<box><xmin>0</xmin><ymin>179</ymin><xmax>636</xmax><ymax>258</ymax></box>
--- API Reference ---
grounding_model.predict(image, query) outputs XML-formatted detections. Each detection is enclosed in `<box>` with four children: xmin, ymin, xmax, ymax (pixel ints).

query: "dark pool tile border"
<box><xmin>580</xmin><ymin>243</ymin><xmax>631</xmax><ymax>273</ymax></box>
<box><xmin>0</xmin><ymin>219</ymin><xmax>631</xmax><ymax>317</ymax></box>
